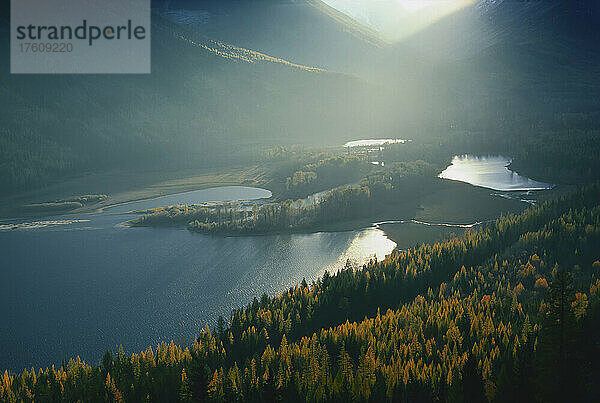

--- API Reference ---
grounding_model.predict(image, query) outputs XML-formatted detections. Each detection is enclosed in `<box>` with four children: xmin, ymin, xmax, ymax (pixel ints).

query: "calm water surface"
<box><xmin>343</xmin><ymin>139</ymin><xmax>408</xmax><ymax>148</ymax></box>
<box><xmin>439</xmin><ymin>155</ymin><xmax>553</xmax><ymax>191</ymax></box>
<box><xmin>0</xmin><ymin>186</ymin><xmax>395</xmax><ymax>371</ymax></box>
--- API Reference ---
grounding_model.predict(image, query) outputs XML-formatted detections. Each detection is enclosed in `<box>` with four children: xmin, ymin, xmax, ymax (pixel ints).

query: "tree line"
<box><xmin>135</xmin><ymin>160</ymin><xmax>437</xmax><ymax>235</ymax></box>
<box><xmin>2</xmin><ymin>183</ymin><xmax>600</xmax><ymax>401</ymax></box>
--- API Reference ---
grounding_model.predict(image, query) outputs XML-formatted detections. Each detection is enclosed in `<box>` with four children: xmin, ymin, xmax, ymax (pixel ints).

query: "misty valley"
<box><xmin>0</xmin><ymin>151</ymin><xmax>558</xmax><ymax>372</ymax></box>
<box><xmin>1</xmin><ymin>0</ymin><xmax>599</xmax><ymax>402</ymax></box>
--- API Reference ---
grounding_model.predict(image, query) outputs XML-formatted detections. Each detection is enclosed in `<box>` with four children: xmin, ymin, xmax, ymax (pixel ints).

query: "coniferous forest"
<box><xmin>3</xmin><ymin>1</ymin><xmax>600</xmax><ymax>402</ymax></box>
<box><xmin>2</xmin><ymin>184</ymin><xmax>599</xmax><ymax>402</ymax></box>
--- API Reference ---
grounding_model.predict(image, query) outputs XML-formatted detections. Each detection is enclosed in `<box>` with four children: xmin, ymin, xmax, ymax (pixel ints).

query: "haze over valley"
<box><xmin>1</xmin><ymin>1</ymin><xmax>599</xmax><ymax>401</ymax></box>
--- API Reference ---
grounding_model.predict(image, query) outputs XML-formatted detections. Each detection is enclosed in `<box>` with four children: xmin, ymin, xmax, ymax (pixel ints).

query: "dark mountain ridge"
<box><xmin>1</xmin><ymin>0</ymin><xmax>599</xmax><ymax>193</ymax></box>
<box><xmin>0</xmin><ymin>6</ymin><xmax>396</xmax><ymax>192</ymax></box>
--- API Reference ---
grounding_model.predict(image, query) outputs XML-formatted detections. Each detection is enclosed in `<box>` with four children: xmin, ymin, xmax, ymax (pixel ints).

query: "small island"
<box><xmin>128</xmin><ymin>160</ymin><xmax>439</xmax><ymax>235</ymax></box>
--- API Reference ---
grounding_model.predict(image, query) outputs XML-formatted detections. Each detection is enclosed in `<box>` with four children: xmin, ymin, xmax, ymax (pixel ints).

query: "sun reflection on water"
<box><xmin>320</xmin><ymin>228</ymin><xmax>396</xmax><ymax>275</ymax></box>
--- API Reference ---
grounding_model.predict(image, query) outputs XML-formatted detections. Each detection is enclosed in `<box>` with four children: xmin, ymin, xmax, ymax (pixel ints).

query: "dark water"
<box><xmin>439</xmin><ymin>155</ymin><xmax>553</xmax><ymax>191</ymax></box>
<box><xmin>0</xmin><ymin>186</ymin><xmax>395</xmax><ymax>371</ymax></box>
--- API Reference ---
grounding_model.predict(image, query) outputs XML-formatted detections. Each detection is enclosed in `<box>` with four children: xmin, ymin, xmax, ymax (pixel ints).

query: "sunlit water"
<box><xmin>106</xmin><ymin>186</ymin><xmax>273</xmax><ymax>213</ymax></box>
<box><xmin>0</xmin><ymin>186</ymin><xmax>395</xmax><ymax>371</ymax></box>
<box><xmin>344</xmin><ymin>139</ymin><xmax>408</xmax><ymax>148</ymax></box>
<box><xmin>439</xmin><ymin>155</ymin><xmax>553</xmax><ymax>191</ymax></box>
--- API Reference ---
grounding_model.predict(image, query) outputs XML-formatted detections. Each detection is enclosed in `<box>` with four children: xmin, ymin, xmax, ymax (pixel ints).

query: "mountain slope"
<box><xmin>2</xmin><ymin>0</ymin><xmax>599</xmax><ymax>193</ymax></box>
<box><xmin>2</xmin><ymin>184</ymin><xmax>600</xmax><ymax>401</ymax></box>
<box><xmin>381</xmin><ymin>0</ymin><xmax>600</xmax><ymax>139</ymax></box>
<box><xmin>0</xmin><ymin>10</ymin><xmax>395</xmax><ymax>192</ymax></box>
<box><xmin>152</xmin><ymin>0</ymin><xmax>388</xmax><ymax>75</ymax></box>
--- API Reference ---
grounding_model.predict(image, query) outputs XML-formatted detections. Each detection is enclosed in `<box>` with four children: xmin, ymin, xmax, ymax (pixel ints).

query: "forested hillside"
<box><xmin>0</xmin><ymin>6</ymin><xmax>392</xmax><ymax>193</ymax></box>
<box><xmin>2</xmin><ymin>184</ymin><xmax>599</xmax><ymax>402</ymax></box>
<box><xmin>2</xmin><ymin>1</ymin><xmax>600</xmax><ymax>401</ymax></box>
<box><xmin>152</xmin><ymin>0</ymin><xmax>388</xmax><ymax>75</ymax></box>
<box><xmin>2</xmin><ymin>0</ymin><xmax>600</xmax><ymax>194</ymax></box>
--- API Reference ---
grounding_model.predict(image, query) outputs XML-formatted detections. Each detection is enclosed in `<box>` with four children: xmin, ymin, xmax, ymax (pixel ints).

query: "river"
<box><xmin>1</xmin><ymin>153</ymin><xmax>555</xmax><ymax>372</ymax></box>
<box><xmin>0</xmin><ymin>186</ymin><xmax>395</xmax><ymax>371</ymax></box>
<box><xmin>439</xmin><ymin>155</ymin><xmax>553</xmax><ymax>191</ymax></box>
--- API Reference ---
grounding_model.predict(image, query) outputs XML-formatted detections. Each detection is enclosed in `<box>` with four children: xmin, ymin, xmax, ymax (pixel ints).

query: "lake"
<box><xmin>439</xmin><ymin>155</ymin><xmax>553</xmax><ymax>191</ymax></box>
<box><xmin>0</xmin><ymin>186</ymin><xmax>395</xmax><ymax>371</ymax></box>
<box><xmin>343</xmin><ymin>139</ymin><xmax>408</xmax><ymax>148</ymax></box>
<box><xmin>0</xmin><ymin>169</ymin><xmax>552</xmax><ymax>372</ymax></box>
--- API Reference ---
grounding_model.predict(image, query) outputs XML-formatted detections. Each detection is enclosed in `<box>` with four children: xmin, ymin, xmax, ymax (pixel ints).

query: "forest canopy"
<box><xmin>2</xmin><ymin>184</ymin><xmax>599</xmax><ymax>402</ymax></box>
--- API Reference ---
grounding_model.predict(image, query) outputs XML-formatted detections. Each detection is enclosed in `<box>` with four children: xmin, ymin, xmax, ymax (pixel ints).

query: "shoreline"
<box><xmin>132</xmin><ymin>216</ymin><xmax>484</xmax><ymax>243</ymax></box>
<box><xmin>124</xmin><ymin>179</ymin><xmax>545</xmax><ymax>240</ymax></box>
<box><xmin>0</xmin><ymin>165</ymin><xmax>272</xmax><ymax>221</ymax></box>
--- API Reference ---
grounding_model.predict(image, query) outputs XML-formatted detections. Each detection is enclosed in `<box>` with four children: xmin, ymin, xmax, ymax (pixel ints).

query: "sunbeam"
<box><xmin>322</xmin><ymin>0</ymin><xmax>476</xmax><ymax>42</ymax></box>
